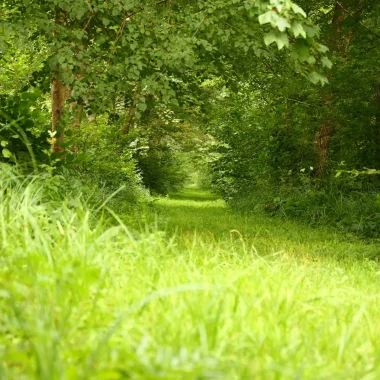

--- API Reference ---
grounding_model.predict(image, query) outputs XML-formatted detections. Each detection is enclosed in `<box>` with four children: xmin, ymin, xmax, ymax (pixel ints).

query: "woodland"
<box><xmin>1</xmin><ymin>0</ymin><xmax>380</xmax><ymax>379</ymax></box>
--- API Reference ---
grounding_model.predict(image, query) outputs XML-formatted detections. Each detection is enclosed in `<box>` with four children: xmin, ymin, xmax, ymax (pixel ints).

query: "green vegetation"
<box><xmin>1</xmin><ymin>0</ymin><xmax>380</xmax><ymax>378</ymax></box>
<box><xmin>1</xmin><ymin>171</ymin><xmax>380</xmax><ymax>379</ymax></box>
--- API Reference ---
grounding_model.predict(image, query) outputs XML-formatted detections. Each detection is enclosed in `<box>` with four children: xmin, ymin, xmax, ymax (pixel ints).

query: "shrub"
<box><xmin>0</xmin><ymin>89</ymin><xmax>50</xmax><ymax>170</ymax></box>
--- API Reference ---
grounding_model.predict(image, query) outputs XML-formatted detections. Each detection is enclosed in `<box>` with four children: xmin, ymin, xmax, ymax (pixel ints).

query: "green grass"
<box><xmin>1</xmin><ymin>172</ymin><xmax>380</xmax><ymax>379</ymax></box>
<box><xmin>168</xmin><ymin>187</ymin><xmax>220</xmax><ymax>202</ymax></box>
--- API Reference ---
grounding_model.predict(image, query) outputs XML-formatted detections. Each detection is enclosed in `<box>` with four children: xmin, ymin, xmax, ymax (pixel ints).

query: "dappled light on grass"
<box><xmin>169</xmin><ymin>188</ymin><xmax>220</xmax><ymax>202</ymax></box>
<box><xmin>159</xmin><ymin>199</ymin><xmax>226</xmax><ymax>209</ymax></box>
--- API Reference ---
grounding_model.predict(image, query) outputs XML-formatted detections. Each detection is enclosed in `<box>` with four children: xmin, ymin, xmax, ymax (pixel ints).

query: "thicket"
<box><xmin>1</xmin><ymin>0</ymin><xmax>379</xmax><ymax>237</ymax></box>
<box><xmin>0</xmin><ymin>0</ymin><xmax>329</xmax><ymax>190</ymax></box>
<box><xmin>204</xmin><ymin>1</ymin><xmax>380</xmax><ymax>237</ymax></box>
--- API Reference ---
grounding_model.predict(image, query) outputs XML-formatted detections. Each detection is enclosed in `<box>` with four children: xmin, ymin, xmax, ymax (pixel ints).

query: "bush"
<box><xmin>0</xmin><ymin>89</ymin><xmax>50</xmax><ymax>170</ymax></box>
<box><xmin>0</xmin><ymin>164</ymin><xmax>168</xmax><ymax>378</ymax></box>
<box><xmin>70</xmin><ymin>117</ymin><xmax>148</xmax><ymax>207</ymax></box>
<box><xmin>137</xmin><ymin>150</ymin><xmax>189</xmax><ymax>195</ymax></box>
<box><xmin>227</xmin><ymin>180</ymin><xmax>380</xmax><ymax>238</ymax></box>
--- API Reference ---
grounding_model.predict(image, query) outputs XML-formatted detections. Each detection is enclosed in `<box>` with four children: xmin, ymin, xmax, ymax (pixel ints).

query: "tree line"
<box><xmin>1</xmin><ymin>0</ymin><xmax>379</xmax><ymax>235</ymax></box>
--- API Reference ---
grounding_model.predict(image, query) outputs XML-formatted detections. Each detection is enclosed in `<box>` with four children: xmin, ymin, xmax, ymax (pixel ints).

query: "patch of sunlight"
<box><xmin>169</xmin><ymin>187</ymin><xmax>220</xmax><ymax>202</ymax></box>
<box><xmin>157</xmin><ymin>198</ymin><xmax>226</xmax><ymax>209</ymax></box>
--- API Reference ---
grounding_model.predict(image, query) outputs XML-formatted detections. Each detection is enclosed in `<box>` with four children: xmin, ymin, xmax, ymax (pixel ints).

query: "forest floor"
<box><xmin>3</xmin><ymin>186</ymin><xmax>380</xmax><ymax>379</ymax></box>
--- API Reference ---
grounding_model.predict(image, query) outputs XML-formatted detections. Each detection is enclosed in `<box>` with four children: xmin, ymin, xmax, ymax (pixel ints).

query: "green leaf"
<box><xmin>308</xmin><ymin>71</ymin><xmax>328</xmax><ymax>86</ymax></box>
<box><xmin>2</xmin><ymin>148</ymin><xmax>12</xmax><ymax>158</ymax></box>
<box><xmin>291</xmin><ymin>4</ymin><xmax>307</xmax><ymax>18</ymax></box>
<box><xmin>321</xmin><ymin>56</ymin><xmax>333</xmax><ymax>69</ymax></box>
<box><xmin>291</xmin><ymin>22</ymin><xmax>306</xmax><ymax>38</ymax></box>
<box><xmin>276</xmin><ymin>17</ymin><xmax>291</xmax><ymax>32</ymax></box>
<box><xmin>293</xmin><ymin>44</ymin><xmax>310</xmax><ymax>62</ymax></box>
<box><xmin>304</xmin><ymin>26</ymin><xmax>317</xmax><ymax>38</ymax></box>
<box><xmin>137</xmin><ymin>103</ymin><xmax>147</xmax><ymax>112</ymax></box>
<box><xmin>1</xmin><ymin>141</ymin><xmax>8</xmax><ymax>147</ymax></box>
<box><xmin>308</xmin><ymin>72</ymin><xmax>319</xmax><ymax>84</ymax></box>
<box><xmin>264</xmin><ymin>31</ymin><xmax>289</xmax><ymax>50</ymax></box>
<box><xmin>258</xmin><ymin>11</ymin><xmax>278</xmax><ymax>26</ymax></box>
<box><xmin>317</xmin><ymin>44</ymin><xmax>329</xmax><ymax>53</ymax></box>
<box><xmin>102</xmin><ymin>18</ymin><xmax>110</xmax><ymax>26</ymax></box>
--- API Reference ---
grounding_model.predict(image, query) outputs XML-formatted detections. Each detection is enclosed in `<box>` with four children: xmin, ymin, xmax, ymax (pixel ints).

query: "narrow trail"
<box><xmin>152</xmin><ymin>187</ymin><xmax>378</xmax><ymax>261</ymax></box>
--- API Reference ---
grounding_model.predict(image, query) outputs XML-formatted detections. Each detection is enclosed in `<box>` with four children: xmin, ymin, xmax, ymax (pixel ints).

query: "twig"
<box><xmin>82</xmin><ymin>14</ymin><xmax>94</xmax><ymax>31</ymax></box>
<box><xmin>84</xmin><ymin>0</ymin><xmax>94</xmax><ymax>14</ymax></box>
<box><xmin>192</xmin><ymin>14</ymin><xmax>207</xmax><ymax>37</ymax></box>
<box><xmin>112</xmin><ymin>1</ymin><xmax>170</xmax><ymax>51</ymax></box>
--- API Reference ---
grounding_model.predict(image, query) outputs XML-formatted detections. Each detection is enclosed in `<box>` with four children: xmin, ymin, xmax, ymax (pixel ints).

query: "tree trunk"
<box><xmin>375</xmin><ymin>83</ymin><xmax>380</xmax><ymax>165</ymax></box>
<box><xmin>314</xmin><ymin>0</ymin><xmax>366</xmax><ymax>180</ymax></box>
<box><xmin>51</xmin><ymin>7</ymin><xmax>70</xmax><ymax>153</ymax></box>
<box><xmin>51</xmin><ymin>66</ymin><xmax>69</xmax><ymax>153</ymax></box>
<box><xmin>122</xmin><ymin>86</ymin><xmax>139</xmax><ymax>135</ymax></box>
<box><xmin>122</xmin><ymin>104</ymin><xmax>135</xmax><ymax>135</ymax></box>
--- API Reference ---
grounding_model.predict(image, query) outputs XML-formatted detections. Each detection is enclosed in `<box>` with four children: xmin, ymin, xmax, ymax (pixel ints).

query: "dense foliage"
<box><xmin>204</xmin><ymin>1</ymin><xmax>380</xmax><ymax>236</ymax></box>
<box><xmin>2</xmin><ymin>2</ymin><xmax>380</xmax><ymax>378</ymax></box>
<box><xmin>0</xmin><ymin>1</ymin><xmax>379</xmax><ymax>224</ymax></box>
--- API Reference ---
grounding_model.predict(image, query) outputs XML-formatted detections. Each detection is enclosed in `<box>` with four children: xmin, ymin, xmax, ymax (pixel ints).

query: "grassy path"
<box><xmin>153</xmin><ymin>187</ymin><xmax>378</xmax><ymax>261</ymax></box>
<box><xmin>111</xmin><ymin>187</ymin><xmax>380</xmax><ymax>379</ymax></box>
<box><xmin>2</xmin><ymin>185</ymin><xmax>380</xmax><ymax>379</ymax></box>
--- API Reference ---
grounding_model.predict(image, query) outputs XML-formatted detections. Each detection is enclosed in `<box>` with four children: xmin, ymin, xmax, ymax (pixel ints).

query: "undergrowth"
<box><xmin>227</xmin><ymin>184</ymin><xmax>380</xmax><ymax>239</ymax></box>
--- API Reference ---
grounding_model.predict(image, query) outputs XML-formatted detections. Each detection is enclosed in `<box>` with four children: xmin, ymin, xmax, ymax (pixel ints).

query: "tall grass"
<box><xmin>228</xmin><ymin>184</ymin><xmax>380</xmax><ymax>237</ymax></box>
<box><xmin>1</xmin><ymin>166</ymin><xmax>380</xmax><ymax>379</ymax></box>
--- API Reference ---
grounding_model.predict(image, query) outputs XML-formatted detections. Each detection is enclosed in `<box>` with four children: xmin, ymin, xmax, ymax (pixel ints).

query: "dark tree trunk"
<box><xmin>51</xmin><ymin>67</ymin><xmax>68</xmax><ymax>153</ymax></box>
<box><xmin>375</xmin><ymin>83</ymin><xmax>380</xmax><ymax>165</ymax></box>
<box><xmin>314</xmin><ymin>0</ymin><xmax>366</xmax><ymax>180</ymax></box>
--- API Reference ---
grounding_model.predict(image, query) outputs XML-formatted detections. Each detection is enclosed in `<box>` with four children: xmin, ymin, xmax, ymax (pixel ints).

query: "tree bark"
<box><xmin>122</xmin><ymin>86</ymin><xmax>139</xmax><ymax>135</ymax></box>
<box><xmin>375</xmin><ymin>83</ymin><xmax>380</xmax><ymax>164</ymax></box>
<box><xmin>314</xmin><ymin>0</ymin><xmax>366</xmax><ymax>180</ymax></box>
<box><xmin>51</xmin><ymin>66</ymin><xmax>70</xmax><ymax>153</ymax></box>
<box><xmin>122</xmin><ymin>104</ymin><xmax>135</xmax><ymax>135</ymax></box>
<box><xmin>51</xmin><ymin>67</ymin><xmax>66</xmax><ymax>153</ymax></box>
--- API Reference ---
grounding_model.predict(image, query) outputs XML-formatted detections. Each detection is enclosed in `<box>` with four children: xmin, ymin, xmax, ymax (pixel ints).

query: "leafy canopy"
<box><xmin>2</xmin><ymin>0</ymin><xmax>329</xmax><ymax>115</ymax></box>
